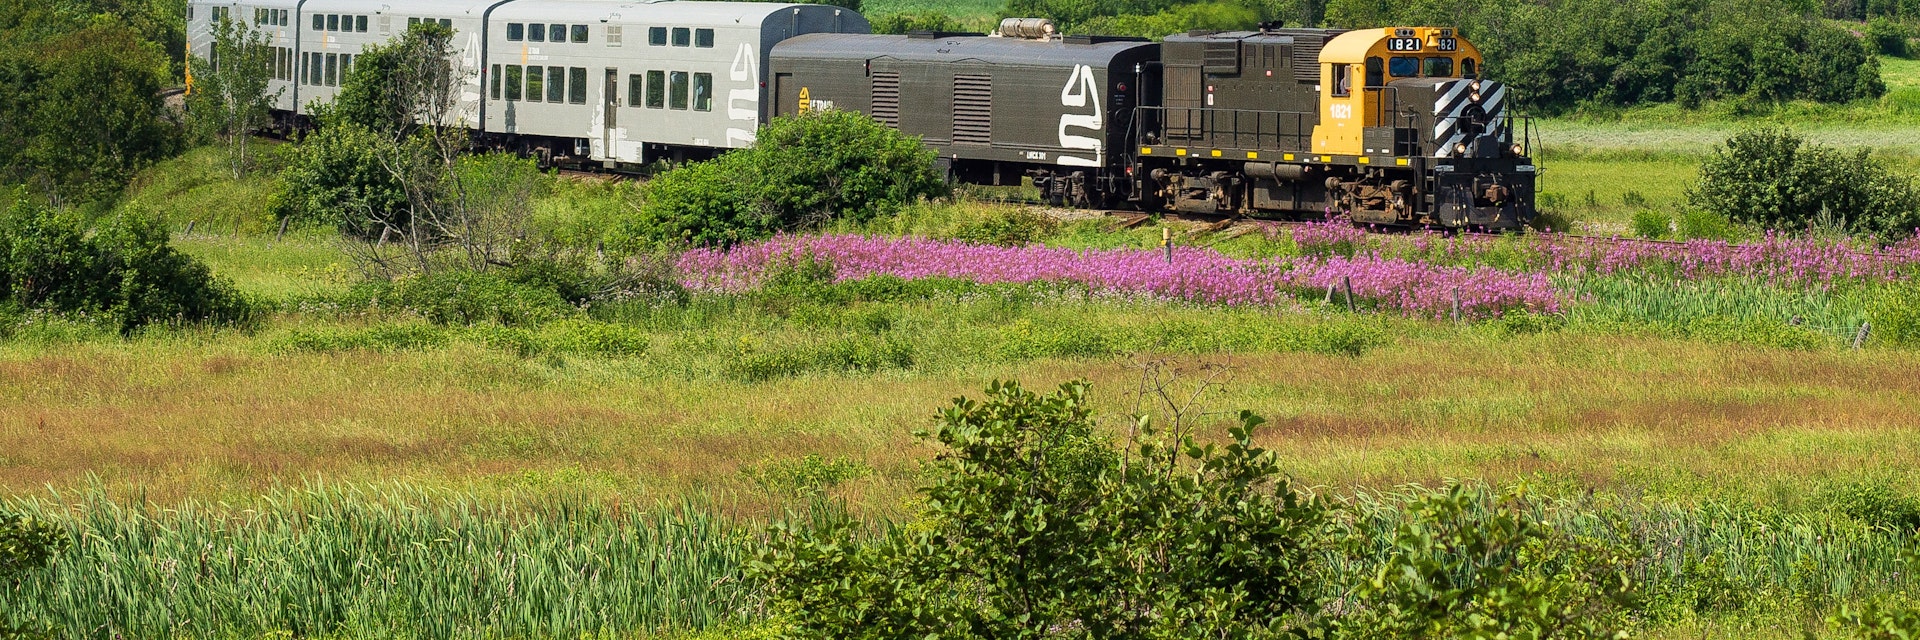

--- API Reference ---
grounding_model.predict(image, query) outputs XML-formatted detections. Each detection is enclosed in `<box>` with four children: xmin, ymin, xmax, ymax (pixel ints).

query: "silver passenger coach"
<box><xmin>185</xmin><ymin>0</ymin><xmax>868</xmax><ymax>166</ymax></box>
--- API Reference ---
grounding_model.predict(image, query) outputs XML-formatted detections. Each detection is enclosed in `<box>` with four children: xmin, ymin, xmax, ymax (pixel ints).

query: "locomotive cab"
<box><xmin>1314</xmin><ymin>27</ymin><xmax>1536</xmax><ymax>228</ymax></box>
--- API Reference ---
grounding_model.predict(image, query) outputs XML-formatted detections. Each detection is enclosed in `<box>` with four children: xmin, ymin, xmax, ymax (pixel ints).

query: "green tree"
<box><xmin>187</xmin><ymin>15</ymin><xmax>282</xmax><ymax>178</ymax></box>
<box><xmin>0</xmin><ymin>198</ymin><xmax>252</xmax><ymax>332</ymax></box>
<box><xmin>0</xmin><ymin>23</ymin><xmax>177</xmax><ymax>204</ymax></box>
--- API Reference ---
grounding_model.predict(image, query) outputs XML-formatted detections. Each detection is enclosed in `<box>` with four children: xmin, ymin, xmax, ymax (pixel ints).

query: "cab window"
<box><xmin>1364</xmin><ymin>57</ymin><xmax>1384</xmax><ymax>88</ymax></box>
<box><xmin>1387</xmin><ymin>56</ymin><xmax>1419</xmax><ymax>78</ymax></box>
<box><xmin>1330</xmin><ymin>63</ymin><xmax>1351</xmax><ymax>97</ymax></box>
<box><xmin>1424</xmin><ymin>57</ymin><xmax>1454</xmax><ymax>77</ymax></box>
<box><xmin>1462</xmin><ymin>58</ymin><xmax>1478</xmax><ymax>79</ymax></box>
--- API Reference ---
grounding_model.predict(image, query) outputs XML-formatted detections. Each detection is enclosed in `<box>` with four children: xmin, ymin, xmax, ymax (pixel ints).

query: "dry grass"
<box><xmin>4</xmin><ymin>326</ymin><xmax>1915</xmax><ymax>514</ymax></box>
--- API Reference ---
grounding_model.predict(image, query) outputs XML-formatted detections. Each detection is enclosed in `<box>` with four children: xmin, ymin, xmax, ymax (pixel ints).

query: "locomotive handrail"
<box><xmin>1133</xmin><ymin>106</ymin><xmax>1314</xmax><ymax>153</ymax></box>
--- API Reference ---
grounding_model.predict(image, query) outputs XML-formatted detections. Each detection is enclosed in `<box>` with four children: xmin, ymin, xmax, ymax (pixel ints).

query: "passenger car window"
<box><xmin>313</xmin><ymin>14</ymin><xmax>323</xmax><ymax>30</ymax></box>
<box><xmin>548</xmin><ymin>66</ymin><xmax>565</xmax><ymax>102</ymax></box>
<box><xmin>356</xmin><ymin>15</ymin><xmax>367</xmax><ymax>32</ymax></box>
<box><xmin>1424</xmin><ymin>57</ymin><xmax>1454</xmax><ymax>77</ymax></box>
<box><xmin>646</xmin><ymin>70</ymin><xmax>665</xmax><ymax>107</ymax></box>
<box><xmin>627</xmin><ymin>74</ymin><xmax>643</xmax><ymax>106</ymax></box>
<box><xmin>569</xmin><ymin>67</ymin><xmax>587</xmax><ymax>104</ymax></box>
<box><xmin>1388</xmin><ymin>56</ymin><xmax>1418</xmax><ymax>78</ymax></box>
<box><xmin>672</xmin><ymin>27</ymin><xmax>690</xmax><ymax>46</ymax></box>
<box><xmin>526</xmin><ymin>65</ymin><xmax>544</xmax><ymax>102</ymax></box>
<box><xmin>529</xmin><ymin>23</ymin><xmax>545</xmax><ymax>42</ymax></box>
<box><xmin>550</xmin><ymin>24</ymin><xmax>565</xmax><ymax>42</ymax></box>
<box><xmin>669</xmin><ymin>71</ymin><xmax>688</xmax><ymax>109</ymax></box>
<box><xmin>695</xmin><ymin>28</ymin><xmax>714</xmax><ymax>47</ymax></box>
<box><xmin>649</xmin><ymin>27</ymin><xmax>667</xmax><ymax>46</ymax></box>
<box><xmin>506</xmin><ymin>65</ymin><xmax>522</xmax><ymax>101</ymax></box>
<box><xmin>692</xmin><ymin>72</ymin><xmax>712</xmax><ymax>111</ymax></box>
<box><xmin>326</xmin><ymin>14</ymin><xmax>338</xmax><ymax>31</ymax></box>
<box><xmin>507</xmin><ymin>23</ymin><xmax>523</xmax><ymax>41</ymax></box>
<box><xmin>572</xmin><ymin>24</ymin><xmax>588</xmax><ymax>43</ymax></box>
<box><xmin>492</xmin><ymin>64</ymin><xmax>502</xmax><ymax>99</ymax></box>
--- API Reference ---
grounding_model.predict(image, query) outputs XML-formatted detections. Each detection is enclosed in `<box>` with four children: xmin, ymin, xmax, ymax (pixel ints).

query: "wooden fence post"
<box><xmin>1343</xmin><ymin>276</ymin><xmax>1356</xmax><ymax>313</ymax></box>
<box><xmin>1854</xmin><ymin>322</ymin><xmax>1872</xmax><ymax>350</ymax></box>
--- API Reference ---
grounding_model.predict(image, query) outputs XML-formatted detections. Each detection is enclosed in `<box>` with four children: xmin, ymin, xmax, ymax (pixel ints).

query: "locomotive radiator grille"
<box><xmin>952</xmin><ymin>74</ymin><xmax>993</xmax><ymax>145</ymax></box>
<box><xmin>870</xmin><ymin>72</ymin><xmax>900</xmax><ymax>129</ymax></box>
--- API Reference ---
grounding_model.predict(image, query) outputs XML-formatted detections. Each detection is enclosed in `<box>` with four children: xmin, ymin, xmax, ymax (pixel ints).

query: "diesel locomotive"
<box><xmin>187</xmin><ymin>0</ymin><xmax>1537</xmax><ymax>229</ymax></box>
<box><xmin>771</xmin><ymin>22</ymin><xmax>1538</xmax><ymax>229</ymax></box>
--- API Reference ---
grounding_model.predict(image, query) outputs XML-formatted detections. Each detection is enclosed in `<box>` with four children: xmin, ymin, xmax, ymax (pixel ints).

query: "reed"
<box><xmin>2</xmin><ymin>484</ymin><xmax>752</xmax><ymax>639</ymax></box>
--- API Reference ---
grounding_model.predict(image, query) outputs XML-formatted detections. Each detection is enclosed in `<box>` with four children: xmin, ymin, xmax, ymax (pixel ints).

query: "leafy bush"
<box><xmin>1822</xmin><ymin>480</ymin><xmax>1920</xmax><ymax>533</ymax></box>
<box><xmin>1</xmin><ymin>511</ymin><xmax>67</xmax><ymax>639</ymax></box>
<box><xmin>1690</xmin><ymin>128</ymin><xmax>1920</xmax><ymax>240</ymax></box>
<box><xmin>1333</xmin><ymin>485</ymin><xmax>1636</xmax><ymax>639</ymax></box>
<box><xmin>743</xmin><ymin>455</ymin><xmax>873</xmax><ymax>496</ymax></box>
<box><xmin>349</xmin><ymin>270</ymin><xmax>572</xmax><ymax>326</ymax></box>
<box><xmin>1869</xmin><ymin>283</ymin><xmax>1920</xmax><ymax>347</ymax></box>
<box><xmin>945</xmin><ymin>207</ymin><xmax>1059</xmax><ymax>247</ymax></box>
<box><xmin>1632</xmin><ymin>209</ymin><xmax>1671</xmax><ymax>240</ymax></box>
<box><xmin>724</xmin><ymin>334</ymin><xmax>914</xmax><ymax>381</ymax></box>
<box><xmin>272</xmin><ymin>123</ymin><xmax>410</xmax><ymax>235</ymax></box>
<box><xmin>632</xmin><ymin>111</ymin><xmax>947</xmax><ymax>247</ymax></box>
<box><xmin>752</xmin><ymin>380</ymin><xmax>1334</xmax><ymax>638</ymax></box>
<box><xmin>274</xmin><ymin>323</ymin><xmax>450</xmax><ymax>353</ymax></box>
<box><xmin>0</xmin><ymin>200</ymin><xmax>253</xmax><ymax>332</ymax></box>
<box><xmin>1869</xmin><ymin>17</ymin><xmax>1913</xmax><ymax>58</ymax></box>
<box><xmin>869</xmin><ymin>12</ymin><xmax>972</xmax><ymax>34</ymax></box>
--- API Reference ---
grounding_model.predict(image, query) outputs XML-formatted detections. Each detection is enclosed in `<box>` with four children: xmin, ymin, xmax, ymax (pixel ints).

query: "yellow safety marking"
<box><xmin>1283</xmin><ymin>153</ymin><xmax>1295</xmax><ymax>161</ymax></box>
<box><xmin>1396</xmin><ymin>158</ymin><xmax>1410</xmax><ymax>166</ymax></box>
<box><xmin>1210</xmin><ymin>150</ymin><xmax>1222</xmax><ymax>157</ymax></box>
<box><xmin>1176</xmin><ymin>148</ymin><xmax>1188</xmax><ymax>156</ymax></box>
<box><xmin>1247</xmin><ymin>152</ymin><xmax>1258</xmax><ymax>159</ymax></box>
<box><xmin>1358</xmin><ymin>157</ymin><xmax>1370</xmax><ymax>164</ymax></box>
<box><xmin>1140</xmin><ymin>147</ymin><xmax>1152</xmax><ymax>155</ymax></box>
<box><xmin>1319</xmin><ymin>155</ymin><xmax>1332</xmax><ymax>163</ymax></box>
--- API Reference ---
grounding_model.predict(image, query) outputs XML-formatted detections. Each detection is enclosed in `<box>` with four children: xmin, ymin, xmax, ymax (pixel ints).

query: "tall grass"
<box><xmin>2</xmin><ymin>484</ymin><xmax>751</xmax><ymax>639</ymax></box>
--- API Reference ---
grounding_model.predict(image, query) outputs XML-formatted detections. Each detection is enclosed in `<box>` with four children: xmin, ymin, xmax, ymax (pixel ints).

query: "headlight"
<box><xmin>1470</xmin><ymin>92</ymin><xmax>1481</xmax><ymax>103</ymax></box>
<box><xmin>1511</xmin><ymin>144</ymin><xmax>1525</xmax><ymax>156</ymax></box>
<box><xmin>1471</xmin><ymin>80</ymin><xmax>1483</xmax><ymax>93</ymax></box>
<box><xmin>1454</xmin><ymin>142</ymin><xmax>1469</xmax><ymax>155</ymax></box>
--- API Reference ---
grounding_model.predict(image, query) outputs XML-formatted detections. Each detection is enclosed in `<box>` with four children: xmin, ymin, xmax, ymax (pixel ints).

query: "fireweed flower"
<box><xmin>678</xmin><ymin>234</ymin><xmax>1560</xmax><ymax>318</ymax></box>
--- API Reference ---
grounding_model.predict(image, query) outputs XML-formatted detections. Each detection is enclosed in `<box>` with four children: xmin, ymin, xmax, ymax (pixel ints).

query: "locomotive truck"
<box><xmin>188</xmin><ymin>0</ymin><xmax>1538</xmax><ymax>229</ymax></box>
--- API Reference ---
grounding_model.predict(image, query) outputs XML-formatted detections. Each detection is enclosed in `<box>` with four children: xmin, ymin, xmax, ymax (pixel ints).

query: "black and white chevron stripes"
<box><xmin>1432</xmin><ymin>79</ymin><xmax>1508</xmax><ymax>158</ymax></box>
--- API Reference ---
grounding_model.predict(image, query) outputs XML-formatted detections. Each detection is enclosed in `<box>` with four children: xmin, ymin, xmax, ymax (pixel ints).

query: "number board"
<box><xmin>1386</xmin><ymin>37</ymin><xmax>1423</xmax><ymax>52</ymax></box>
<box><xmin>1437</xmin><ymin>37</ymin><xmax>1459</xmax><ymax>52</ymax></box>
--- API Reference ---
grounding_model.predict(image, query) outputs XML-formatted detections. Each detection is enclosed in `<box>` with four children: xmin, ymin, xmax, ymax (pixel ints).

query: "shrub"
<box><xmin>869</xmin><ymin>12</ymin><xmax>971</xmax><ymax>34</ymax></box>
<box><xmin>0</xmin><ymin>201</ymin><xmax>253</xmax><ymax>332</ymax></box>
<box><xmin>1822</xmin><ymin>480</ymin><xmax>1920</xmax><ymax>533</ymax></box>
<box><xmin>1690</xmin><ymin>128</ymin><xmax>1920</xmax><ymax>240</ymax></box>
<box><xmin>1868</xmin><ymin>17</ymin><xmax>1912</xmax><ymax>57</ymax></box>
<box><xmin>274</xmin><ymin>323</ymin><xmax>450</xmax><ymax>353</ymax></box>
<box><xmin>1</xmin><ymin>510</ymin><xmax>67</xmax><ymax>638</ymax></box>
<box><xmin>1333</xmin><ymin>484</ymin><xmax>1636</xmax><ymax>639</ymax></box>
<box><xmin>1868</xmin><ymin>283</ymin><xmax>1920</xmax><ymax>348</ymax></box>
<box><xmin>945</xmin><ymin>207</ymin><xmax>1059</xmax><ymax>247</ymax></box>
<box><xmin>752</xmin><ymin>380</ymin><xmax>1335</xmax><ymax>638</ymax></box>
<box><xmin>633</xmin><ymin>111</ymin><xmax>948</xmax><ymax>247</ymax></box>
<box><xmin>742</xmin><ymin>455</ymin><xmax>873</xmax><ymax>496</ymax></box>
<box><xmin>351</xmin><ymin>270</ymin><xmax>572</xmax><ymax>326</ymax></box>
<box><xmin>1631</xmin><ymin>209</ymin><xmax>1671</xmax><ymax>240</ymax></box>
<box><xmin>272</xmin><ymin>123</ymin><xmax>410</xmax><ymax>235</ymax></box>
<box><xmin>724</xmin><ymin>334</ymin><xmax>913</xmax><ymax>381</ymax></box>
